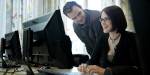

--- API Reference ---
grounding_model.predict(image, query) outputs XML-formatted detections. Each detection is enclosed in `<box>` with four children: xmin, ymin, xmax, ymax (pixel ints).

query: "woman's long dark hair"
<box><xmin>101</xmin><ymin>5</ymin><xmax>127</xmax><ymax>33</ymax></box>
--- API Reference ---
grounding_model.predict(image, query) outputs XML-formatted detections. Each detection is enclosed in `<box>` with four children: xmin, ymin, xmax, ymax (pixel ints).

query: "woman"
<box><xmin>78</xmin><ymin>5</ymin><xmax>142</xmax><ymax>75</ymax></box>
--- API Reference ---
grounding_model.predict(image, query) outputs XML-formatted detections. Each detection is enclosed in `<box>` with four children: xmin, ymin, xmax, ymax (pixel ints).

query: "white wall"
<box><xmin>0</xmin><ymin>0</ymin><xmax>6</xmax><ymax>39</ymax></box>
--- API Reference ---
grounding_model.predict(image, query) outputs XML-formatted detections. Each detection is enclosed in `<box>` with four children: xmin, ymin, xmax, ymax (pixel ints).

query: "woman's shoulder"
<box><xmin>126</xmin><ymin>31</ymin><xmax>136</xmax><ymax>35</ymax></box>
<box><xmin>123</xmin><ymin>31</ymin><xmax>137</xmax><ymax>43</ymax></box>
<box><xmin>125</xmin><ymin>31</ymin><xmax>136</xmax><ymax>38</ymax></box>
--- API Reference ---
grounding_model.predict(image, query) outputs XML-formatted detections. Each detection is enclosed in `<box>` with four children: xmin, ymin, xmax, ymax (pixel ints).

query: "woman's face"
<box><xmin>100</xmin><ymin>11</ymin><xmax>112</xmax><ymax>33</ymax></box>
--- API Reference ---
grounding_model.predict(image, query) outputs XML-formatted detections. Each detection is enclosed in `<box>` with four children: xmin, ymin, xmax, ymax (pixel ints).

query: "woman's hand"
<box><xmin>86</xmin><ymin>65</ymin><xmax>105</xmax><ymax>75</ymax></box>
<box><xmin>77</xmin><ymin>63</ymin><xmax>88</xmax><ymax>73</ymax></box>
<box><xmin>78</xmin><ymin>64</ymin><xmax>105</xmax><ymax>75</ymax></box>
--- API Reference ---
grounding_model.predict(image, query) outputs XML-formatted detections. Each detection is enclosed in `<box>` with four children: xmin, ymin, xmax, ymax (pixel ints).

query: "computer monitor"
<box><xmin>32</xmin><ymin>30</ymin><xmax>50</xmax><ymax>65</ymax></box>
<box><xmin>4</xmin><ymin>31</ymin><xmax>22</xmax><ymax>65</ymax></box>
<box><xmin>22</xmin><ymin>28</ymin><xmax>33</xmax><ymax>62</ymax></box>
<box><xmin>44</xmin><ymin>10</ymin><xmax>74</xmax><ymax>69</ymax></box>
<box><xmin>23</xmin><ymin>9</ymin><xmax>74</xmax><ymax>69</ymax></box>
<box><xmin>0</xmin><ymin>38</ymin><xmax>7</xmax><ymax>68</ymax></box>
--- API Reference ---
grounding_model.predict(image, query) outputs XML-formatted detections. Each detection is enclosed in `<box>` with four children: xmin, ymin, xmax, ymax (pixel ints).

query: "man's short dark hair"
<box><xmin>63</xmin><ymin>1</ymin><xmax>81</xmax><ymax>16</ymax></box>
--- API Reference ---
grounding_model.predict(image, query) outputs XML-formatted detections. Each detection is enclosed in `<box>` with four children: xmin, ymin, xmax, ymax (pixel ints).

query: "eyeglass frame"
<box><xmin>99</xmin><ymin>17</ymin><xmax>111</xmax><ymax>22</ymax></box>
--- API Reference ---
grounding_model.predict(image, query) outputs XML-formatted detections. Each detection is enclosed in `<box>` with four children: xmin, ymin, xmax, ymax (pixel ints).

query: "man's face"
<box><xmin>67</xmin><ymin>6</ymin><xmax>85</xmax><ymax>24</ymax></box>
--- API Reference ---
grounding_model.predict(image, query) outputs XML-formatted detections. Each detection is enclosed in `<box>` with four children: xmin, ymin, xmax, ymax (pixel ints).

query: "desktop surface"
<box><xmin>38</xmin><ymin>67</ymin><xmax>97</xmax><ymax>75</ymax></box>
<box><xmin>0</xmin><ymin>66</ymin><xmax>97</xmax><ymax>75</ymax></box>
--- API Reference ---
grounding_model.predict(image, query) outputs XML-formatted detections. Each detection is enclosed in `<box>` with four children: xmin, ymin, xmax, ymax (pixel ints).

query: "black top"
<box><xmin>73</xmin><ymin>9</ymin><xmax>103</xmax><ymax>56</ymax></box>
<box><xmin>87</xmin><ymin>31</ymin><xmax>142</xmax><ymax>75</ymax></box>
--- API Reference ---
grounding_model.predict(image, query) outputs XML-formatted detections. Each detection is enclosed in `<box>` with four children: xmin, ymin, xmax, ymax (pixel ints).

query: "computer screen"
<box><xmin>22</xmin><ymin>28</ymin><xmax>33</xmax><ymax>62</ymax></box>
<box><xmin>32</xmin><ymin>30</ymin><xmax>49</xmax><ymax>65</ymax></box>
<box><xmin>4</xmin><ymin>31</ymin><xmax>22</xmax><ymax>64</ymax></box>
<box><xmin>44</xmin><ymin>10</ymin><xmax>74</xmax><ymax>69</ymax></box>
<box><xmin>23</xmin><ymin>9</ymin><xmax>74</xmax><ymax>69</ymax></box>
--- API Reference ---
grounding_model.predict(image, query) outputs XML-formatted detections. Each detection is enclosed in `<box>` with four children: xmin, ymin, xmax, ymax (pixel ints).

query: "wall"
<box><xmin>0</xmin><ymin>0</ymin><xmax>6</xmax><ymax>39</ymax></box>
<box><xmin>120</xmin><ymin>0</ymin><xmax>135</xmax><ymax>32</ymax></box>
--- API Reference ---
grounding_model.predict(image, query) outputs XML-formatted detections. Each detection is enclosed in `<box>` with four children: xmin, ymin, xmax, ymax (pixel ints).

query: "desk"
<box><xmin>38</xmin><ymin>67</ymin><xmax>98</xmax><ymax>75</ymax></box>
<box><xmin>0</xmin><ymin>66</ymin><xmax>39</xmax><ymax>75</ymax></box>
<box><xmin>0</xmin><ymin>66</ymin><xmax>98</xmax><ymax>75</ymax></box>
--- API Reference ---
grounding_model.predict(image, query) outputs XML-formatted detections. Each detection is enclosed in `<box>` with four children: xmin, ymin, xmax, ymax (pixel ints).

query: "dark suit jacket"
<box><xmin>73</xmin><ymin>9</ymin><xmax>103</xmax><ymax>56</ymax></box>
<box><xmin>87</xmin><ymin>31</ymin><xmax>142</xmax><ymax>75</ymax></box>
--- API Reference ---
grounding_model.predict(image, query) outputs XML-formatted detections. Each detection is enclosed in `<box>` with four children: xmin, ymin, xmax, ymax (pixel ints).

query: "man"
<box><xmin>63</xmin><ymin>1</ymin><xmax>103</xmax><ymax>56</ymax></box>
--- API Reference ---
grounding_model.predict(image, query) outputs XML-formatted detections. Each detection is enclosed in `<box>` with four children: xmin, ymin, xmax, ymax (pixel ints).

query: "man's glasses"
<box><xmin>99</xmin><ymin>17</ymin><xmax>110</xmax><ymax>22</ymax></box>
